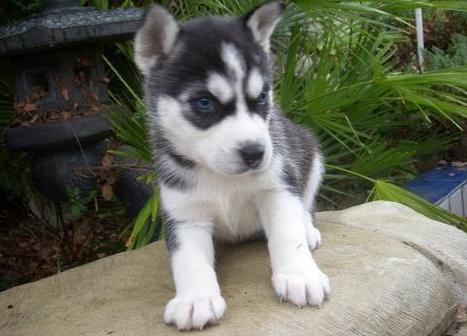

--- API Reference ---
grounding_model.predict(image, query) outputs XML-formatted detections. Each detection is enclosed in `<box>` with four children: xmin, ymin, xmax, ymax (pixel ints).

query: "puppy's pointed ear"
<box><xmin>134</xmin><ymin>5</ymin><xmax>179</xmax><ymax>76</ymax></box>
<box><xmin>244</xmin><ymin>1</ymin><xmax>284</xmax><ymax>53</ymax></box>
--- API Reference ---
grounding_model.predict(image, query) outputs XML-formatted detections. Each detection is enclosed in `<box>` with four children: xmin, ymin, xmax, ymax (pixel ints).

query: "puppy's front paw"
<box><xmin>306</xmin><ymin>226</ymin><xmax>322</xmax><ymax>250</ymax></box>
<box><xmin>272</xmin><ymin>268</ymin><xmax>330</xmax><ymax>307</ymax></box>
<box><xmin>164</xmin><ymin>295</ymin><xmax>226</xmax><ymax>330</ymax></box>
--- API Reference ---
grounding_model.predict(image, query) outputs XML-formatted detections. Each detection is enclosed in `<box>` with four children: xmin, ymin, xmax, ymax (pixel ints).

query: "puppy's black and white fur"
<box><xmin>134</xmin><ymin>1</ymin><xmax>330</xmax><ymax>330</ymax></box>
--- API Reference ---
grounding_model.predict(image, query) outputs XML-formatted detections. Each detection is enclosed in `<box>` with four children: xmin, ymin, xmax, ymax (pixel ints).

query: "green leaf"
<box><xmin>373</xmin><ymin>180</ymin><xmax>467</xmax><ymax>231</ymax></box>
<box><xmin>126</xmin><ymin>190</ymin><xmax>160</xmax><ymax>250</ymax></box>
<box><xmin>71</xmin><ymin>204</ymin><xmax>83</xmax><ymax>218</ymax></box>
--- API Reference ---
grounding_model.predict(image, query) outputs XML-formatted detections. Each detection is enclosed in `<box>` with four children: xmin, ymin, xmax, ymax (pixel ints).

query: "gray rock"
<box><xmin>0</xmin><ymin>5</ymin><xmax>144</xmax><ymax>56</ymax></box>
<box><xmin>457</xmin><ymin>325</ymin><xmax>467</xmax><ymax>336</ymax></box>
<box><xmin>317</xmin><ymin>201</ymin><xmax>467</xmax><ymax>304</ymax></box>
<box><xmin>0</xmin><ymin>201</ymin><xmax>465</xmax><ymax>336</ymax></box>
<box><xmin>4</xmin><ymin>114</ymin><xmax>113</xmax><ymax>153</ymax></box>
<box><xmin>28</xmin><ymin>141</ymin><xmax>107</xmax><ymax>201</ymax></box>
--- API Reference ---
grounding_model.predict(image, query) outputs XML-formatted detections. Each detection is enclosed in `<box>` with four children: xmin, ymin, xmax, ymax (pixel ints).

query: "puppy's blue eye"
<box><xmin>257</xmin><ymin>90</ymin><xmax>268</xmax><ymax>105</ymax></box>
<box><xmin>195</xmin><ymin>98</ymin><xmax>215</xmax><ymax>113</ymax></box>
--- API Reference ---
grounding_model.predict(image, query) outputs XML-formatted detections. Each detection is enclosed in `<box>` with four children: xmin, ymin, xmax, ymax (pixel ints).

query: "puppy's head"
<box><xmin>135</xmin><ymin>2</ymin><xmax>283</xmax><ymax>176</ymax></box>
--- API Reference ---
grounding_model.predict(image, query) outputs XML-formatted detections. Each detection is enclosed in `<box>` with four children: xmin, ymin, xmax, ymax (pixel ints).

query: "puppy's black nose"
<box><xmin>239</xmin><ymin>142</ymin><xmax>265</xmax><ymax>168</ymax></box>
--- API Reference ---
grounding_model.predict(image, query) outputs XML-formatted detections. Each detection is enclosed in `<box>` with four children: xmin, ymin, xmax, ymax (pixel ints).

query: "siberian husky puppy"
<box><xmin>134</xmin><ymin>1</ymin><xmax>330</xmax><ymax>330</ymax></box>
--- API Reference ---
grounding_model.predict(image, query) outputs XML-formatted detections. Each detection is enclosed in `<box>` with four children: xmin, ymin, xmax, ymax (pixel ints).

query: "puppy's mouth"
<box><xmin>233</xmin><ymin>166</ymin><xmax>256</xmax><ymax>176</ymax></box>
<box><xmin>209</xmin><ymin>162</ymin><xmax>265</xmax><ymax>177</ymax></box>
<box><xmin>231</xmin><ymin>158</ymin><xmax>272</xmax><ymax>176</ymax></box>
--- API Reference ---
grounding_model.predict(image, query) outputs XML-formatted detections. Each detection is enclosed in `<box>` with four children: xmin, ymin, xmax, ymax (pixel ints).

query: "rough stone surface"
<box><xmin>0</xmin><ymin>201</ymin><xmax>465</xmax><ymax>336</ymax></box>
<box><xmin>29</xmin><ymin>141</ymin><xmax>107</xmax><ymax>201</ymax></box>
<box><xmin>4</xmin><ymin>114</ymin><xmax>113</xmax><ymax>153</ymax></box>
<box><xmin>317</xmin><ymin>201</ymin><xmax>467</xmax><ymax>304</ymax></box>
<box><xmin>0</xmin><ymin>6</ymin><xmax>144</xmax><ymax>55</ymax></box>
<box><xmin>457</xmin><ymin>325</ymin><xmax>467</xmax><ymax>336</ymax></box>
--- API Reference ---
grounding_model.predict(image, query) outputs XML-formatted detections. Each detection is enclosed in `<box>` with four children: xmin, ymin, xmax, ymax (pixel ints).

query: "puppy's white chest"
<box><xmin>210</xmin><ymin>191</ymin><xmax>262</xmax><ymax>241</ymax></box>
<box><xmin>196</xmin><ymin>174</ymin><xmax>264</xmax><ymax>241</ymax></box>
<box><xmin>161</xmin><ymin>162</ymin><xmax>282</xmax><ymax>242</ymax></box>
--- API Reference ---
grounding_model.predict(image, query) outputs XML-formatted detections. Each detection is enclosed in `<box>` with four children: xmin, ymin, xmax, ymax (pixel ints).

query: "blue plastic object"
<box><xmin>407</xmin><ymin>165</ymin><xmax>467</xmax><ymax>216</ymax></box>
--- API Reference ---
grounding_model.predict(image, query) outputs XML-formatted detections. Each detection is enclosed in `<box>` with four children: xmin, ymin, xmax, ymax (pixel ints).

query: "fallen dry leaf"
<box><xmin>31</xmin><ymin>86</ymin><xmax>48</xmax><ymax>100</ymax></box>
<box><xmin>60</xmin><ymin>88</ymin><xmax>70</xmax><ymax>101</ymax></box>
<box><xmin>62</xmin><ymin>111</ymin><xmax>73</xmax><ymax>120</ymax></box>
<box><xmin>48</xmin><ymin>111</ymin><xmax>60</xmax><ymax>121</ymax></box>
<box><xmin>101</xmin><ymin>154</ymin><xmax>113</xmax><ymax>170</ymax></box>
<box><xmin>90</xmin><ymin>92</ymin><xmax>99</xmax><ymax>102</ymax></box>
<box><xmin>24</xmin><ymin>103</ymin><xmax>37</xmax><ymax>113</ymax></box>
<box><xmin>101</xmin><ymin>184</ymin><xmax>113</xmax><ymax>201</ymax></box>
<box><xmin>30</xmin><ymin>114</ymin><xmax>40</xmax><ymax>125</ymax></box>
<box><xmin>15</xmin><ymin>102</ymin><xmax>26</xmax><ymax>109</ymax></box>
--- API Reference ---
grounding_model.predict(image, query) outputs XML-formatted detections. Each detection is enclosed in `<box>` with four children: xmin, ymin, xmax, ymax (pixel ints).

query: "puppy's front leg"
<box><xmin>164</xmin><ymin>219</ymin><xmax>226</xmax><ymax>330</ymax></box>
<box><xmin>258</xmin><ymin>192</ymin><xmax>330</xmax><ymax>307</ymax></box>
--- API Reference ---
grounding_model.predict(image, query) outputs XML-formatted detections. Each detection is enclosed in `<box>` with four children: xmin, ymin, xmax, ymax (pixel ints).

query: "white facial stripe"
<box><xmin>156</xmin><ymin>95</ymin><xmax>200</xmax><ymax>154</ymax></box>
<box><xmin>220</xmin><ymin>43</ymin><xmax>249</xmax><ymax>120</ymax></box>
<box><xmin>207</xmin><ymin>73</ymin><xmax>234</xmax><ymax>103</ymax></box>
<box><xmin>221</xmin><ymin>43</ymin><xmax>245</xmax><ymax>82</ymax></box>
<box><xmin>246</xmin><ymin>67</ymin><xmax>264</xmax><ymax>99</ymax></box>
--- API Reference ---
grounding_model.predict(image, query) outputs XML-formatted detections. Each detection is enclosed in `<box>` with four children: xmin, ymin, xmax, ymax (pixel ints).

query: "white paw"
<box><xmin>164</xmin><ymin>295</ymin><xmax>226</xmax><ymax>330</ymax></box>
<box><xmin>306</xmin><ymin>225</ymin><xmax>322</xmax><ymax>250</ymax></box>
<box><xmin>272</xmin><ymin>267</ymin><xmax>330</xmax><ymax>307</ymax></box>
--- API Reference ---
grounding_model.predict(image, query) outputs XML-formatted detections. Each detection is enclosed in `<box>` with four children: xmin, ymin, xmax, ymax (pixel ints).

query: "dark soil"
<box><xmin>0</xmin><ymin>197</ymin><xmax>129</xmax><ymax>292</ymax></box>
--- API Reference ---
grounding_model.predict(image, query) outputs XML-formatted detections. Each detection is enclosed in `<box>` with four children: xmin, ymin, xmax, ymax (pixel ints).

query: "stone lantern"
<box><xmin>0</xmin><ymin>0</ymin><xmax>149</xmax><ymax>216</ymax></box>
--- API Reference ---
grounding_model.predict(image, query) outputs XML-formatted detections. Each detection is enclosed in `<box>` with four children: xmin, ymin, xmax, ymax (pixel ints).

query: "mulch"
<box><xmin>0</xmin><ymin>198</ymin><xmax>128</xmax><ymax>292</ymax></box>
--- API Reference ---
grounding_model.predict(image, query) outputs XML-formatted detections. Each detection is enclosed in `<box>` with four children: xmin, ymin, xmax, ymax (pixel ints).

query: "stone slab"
<box><xmin>0</xmin><ymin>7</ymin><xmax>144</xmax><ymax>56</ymax></box>
<box><xmin>1</xmin><ymin>201</ymin><xmax>464</xmax><ymax>336</ymax></box>
<box><xmin>317</xmin><ymin>201</ymin><xmax>467</xmax><ymax>303</ymax></box>
<box><xmin>4</xmin><ymin>114</ymin><xmax>112</xmax><ymax>153</ymax></box>
<box><xmin>457</xmin><ymin>325</ymin><xmax>467</xmax><ymax>336</ymax></box>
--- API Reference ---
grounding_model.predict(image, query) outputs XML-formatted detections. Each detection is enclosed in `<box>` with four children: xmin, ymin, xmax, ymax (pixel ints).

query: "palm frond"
<box><xmin>373</xmin><ymin>180</ymin><xmax>467</xmax><ymax>231</ymax></box>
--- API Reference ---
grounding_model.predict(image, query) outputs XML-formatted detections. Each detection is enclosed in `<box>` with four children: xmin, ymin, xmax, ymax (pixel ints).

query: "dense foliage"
<box><xmin>103</xmin><ymin>1</ymin><xmax>467</xmax><ymax>246</ymax></box>
<box><xmin>1</xmin><ymin>1</ymin><xmax>467</xmax><ymax>249</ymax></box>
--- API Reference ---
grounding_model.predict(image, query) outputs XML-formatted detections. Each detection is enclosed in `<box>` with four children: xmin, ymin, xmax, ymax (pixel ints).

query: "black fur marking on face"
<box><xmin>146</xmin><ymin>16</ymin><xmax>273</xmax><ymax>130</ymax></box>
<box><xmin>245</xmin><ymin>86</ymin><xmax>271</xmax><ymax>119</ymax></box>
<box><xmin>161</xmin><ymin>208</ymin><xmax>179</xmax><ymax>251</ymax></box>
<box><xmin>184</xmin><ymin>96</ymin><xmax>236</xmax><ymax>130</ymax></box>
